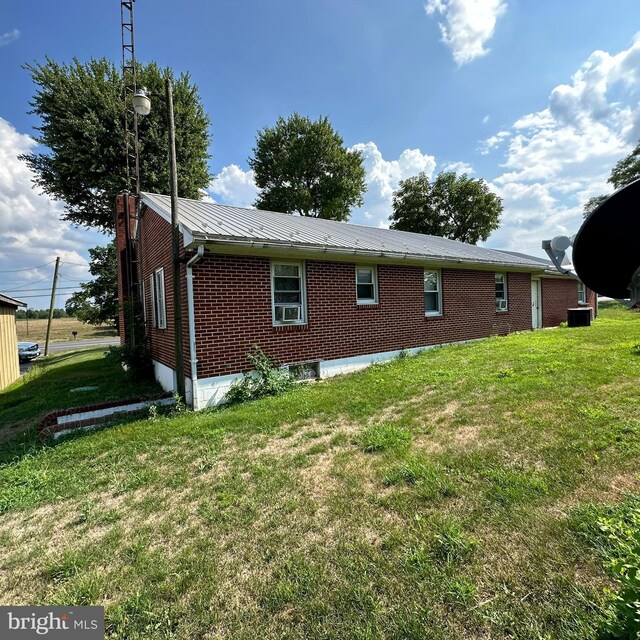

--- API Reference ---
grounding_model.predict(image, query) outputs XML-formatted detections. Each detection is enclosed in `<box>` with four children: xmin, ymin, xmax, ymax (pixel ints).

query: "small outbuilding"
<box><xmin>0</xmin><ymin>294</ymin><xmax>26</xmax><ymax>390</ymax></box>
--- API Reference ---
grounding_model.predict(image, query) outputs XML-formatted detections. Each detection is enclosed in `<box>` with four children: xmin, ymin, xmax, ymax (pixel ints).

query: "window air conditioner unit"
<box><xmin>497</xmin><ymin>299</ymin><xmax>508</xmax><ymax>311</ymax></box>
<box><xmin>281</xmin><ymin>306</ymin><xmax>301</xmax><ymax>322</ymax></box>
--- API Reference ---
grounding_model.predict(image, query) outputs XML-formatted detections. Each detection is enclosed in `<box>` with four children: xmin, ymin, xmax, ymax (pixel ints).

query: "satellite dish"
<box><xmin>573</xmin><ymin>178</ymin><xmax>640</xmax><ymax>300</ymax></box>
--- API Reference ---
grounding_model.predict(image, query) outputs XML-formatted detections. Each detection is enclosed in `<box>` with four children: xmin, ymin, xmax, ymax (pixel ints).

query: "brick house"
<box><xmin>116</xmin><ymin>192</ymin><xmax>596</xmax><ymax>409</ymax></box>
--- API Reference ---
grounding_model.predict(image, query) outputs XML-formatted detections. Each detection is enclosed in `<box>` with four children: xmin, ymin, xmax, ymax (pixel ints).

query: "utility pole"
<box><xmin>167</xmin><ymin>75</ymin><xmax>185</xmax><ymax>401</ymax></box>
<box><xmin>44</xmin><ymin>256</ymin><xmax>60</xmax><ymax>356</ymax></box>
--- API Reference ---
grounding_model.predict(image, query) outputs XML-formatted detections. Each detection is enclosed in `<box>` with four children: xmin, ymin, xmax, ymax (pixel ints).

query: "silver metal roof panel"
<box><xmin>140</xmin><ymin>192</ymin><xmax>547</xmax><ymax>270</ymax></box>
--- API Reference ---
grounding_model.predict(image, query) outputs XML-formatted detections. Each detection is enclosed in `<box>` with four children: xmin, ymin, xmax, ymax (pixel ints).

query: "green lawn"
<box><xmin>0</xmin><ymin>306</ymin><xmax>639</xmax><ymax>639</ymax></box>
<box><xmin>0</xmin><ymin>348</ymin><xmax>161</xmax><ymax>451</ymax></box>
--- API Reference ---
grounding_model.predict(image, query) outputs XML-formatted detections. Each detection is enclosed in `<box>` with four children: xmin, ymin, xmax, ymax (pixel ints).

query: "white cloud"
<box><xmin>442</xmin><ymin>160</ymin><xmax>474</xmax><ymax>174</ymax></box>
<box><xmin>0</xmin><ymin>29</ymin><xmax>19</xmax><ymax>46</ymax></box>
<box><xmin>208</xmin><ymin>164</ymin><xmax>258</xmax><ymax>208</ymax></box>
<box><xmin>0</xmin><ymin>117</ymin><xmax>103</xmax><ymax>307</ymax></box>
<box><xmin>482</xmin><ymin>33</ymin><xmax>640</xmax><ymax>257</ymax></box>
<box><xmin>350</xmin><ymin>142</ymin><xmax>437</xmax><ymax>227</ymax></box>
<box><xmin>480</xmin><ymin>129</ymin><xmax>510</xmax><ymax>154</ymax></box>
<box><xmin>425</xmin><ymin>0</ymin><xmax>507</xmax><ymax>65</ymax></box>
<box><xmin>482</xmin><ymin>115</ymin><xmax>490</xmax><ymax>124</ymax></box>
<box><xmin>207</xmin><ymin>143</ymin><xmax>437</xmax><ymax>230</ymax></box>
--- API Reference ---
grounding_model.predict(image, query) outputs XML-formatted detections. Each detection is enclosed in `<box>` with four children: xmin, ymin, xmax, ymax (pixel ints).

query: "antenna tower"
<box><xmin>120</xmin><ymin>0</ymin><xmax>142</xmax><ymax>348</ymax></box>
<box><xmin>121</xmin><ymin>0</ymin><xmax>140</xmax><ymax>195</ymax></box>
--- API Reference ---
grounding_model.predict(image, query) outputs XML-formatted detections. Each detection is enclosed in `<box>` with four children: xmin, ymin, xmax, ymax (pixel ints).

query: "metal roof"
<box><xmin>140</xmin><ymin>192</ymin><xmax>548</xmax><ymax>271</ymax></box>
<box><xmin>0</xmin><ymin>293</ymin><xmax>26</xmax><ymax>307</ymax></box>
<box><xmin>497</xmin><ymin>250</ymin><xmax>576</xmax><ymax>277</ymax></box>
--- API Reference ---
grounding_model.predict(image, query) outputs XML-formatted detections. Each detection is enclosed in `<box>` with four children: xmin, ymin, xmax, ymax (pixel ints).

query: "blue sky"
<box><xmin>1</xmin><ymin>0</ymin><xmax>640</xmax><ymax>307</ymax></box>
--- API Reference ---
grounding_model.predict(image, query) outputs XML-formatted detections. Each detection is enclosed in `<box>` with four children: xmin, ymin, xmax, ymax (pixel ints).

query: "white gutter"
<box><xmin>189</xmin><ymin>235</ymin><xmax>548</xmax><ymax>273</ymax></box>
<box><xmin>186</xmin><ymin>245</ymin><xmax>205</xmax><ymax>410</ymax></box>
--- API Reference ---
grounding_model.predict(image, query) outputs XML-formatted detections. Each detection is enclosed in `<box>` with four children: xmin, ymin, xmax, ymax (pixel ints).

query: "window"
<box><xmin>151</xmin><ymin>268</ymin><xmax>166</xmax><ymax>329</ymax></box>
<box><xmin>272</xmin><ymin>261</ymin><xmax>306</xmax><ymax>324</ymax></box>
<box><xmin>424</xmin><ymin>269</ymin><xmax>442</xmax><ymax>316</ymax></box>
<box><xmin>578</xmin><ymin>281</ymin><xmax>587</xmax><ymax>304</ymax></box>
<box><xmin>356</xmin><ymin>266</ymin><xmax>378</xmax><ymax>304</ymax></box>
<box><xmin>495</xmin><ymin>273</ymin><xmax>508</xmax><ymax>311</ymax></box>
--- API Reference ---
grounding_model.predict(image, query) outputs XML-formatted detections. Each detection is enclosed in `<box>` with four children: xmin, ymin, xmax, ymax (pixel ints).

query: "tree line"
<box><xmin>16</xmin><ymin>309</ymin><xmax>68</xmax><ymax>320</ymax></box>
<box><xmin>23</xmin><ymin>57</ymin><xmax>640</xmax><ymax>328</ymax></box>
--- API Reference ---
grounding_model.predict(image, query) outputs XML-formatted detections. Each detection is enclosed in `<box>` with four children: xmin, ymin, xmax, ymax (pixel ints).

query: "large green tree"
<box><xmin>22</xmin><ymin>57</ymin><xmax>211</xmax><ymax>328</ymax></box>
<box><xmin>21</xmin><ymin>57</ymin><xmax>211</xmax><ymax>232</ymax></box>
<box><xmin>248</xmin><ymin>113</ymin><xmax>366</xmax><ymax>221</ymax></box>
<box><xmin>390</xmin><ymin>171</ymin><xmax>502</xmax><ymax>245</ymax></box>
<box><xmin>583</xmin><ymin>139</ymin><xmax>640</xmax><ymax>218</ymax></box>
<box><xmin>65</xmin><ymin>241</ymin><xmax>118</xmax><ymax>326</ymax></box>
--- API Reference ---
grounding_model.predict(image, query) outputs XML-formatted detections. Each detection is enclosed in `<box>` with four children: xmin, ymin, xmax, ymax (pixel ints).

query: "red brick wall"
<box><xmin>191</xmin><ymin>255</ymin><xmax>534</xmax><ymax>379</ymax></box>
<box><xmin>541</xmin><ymin>278</ymin><xmax>583</xmax><ymax>326</ymax></box>
<box><xmin>586</xmin><ymin>287</ymin><xmax>598</xmax><ymax>317</ymax></box>
<box><xmin>138</xmin><ymin>206</ymin><xmax>190</xmax><ymax>374</ymax></box>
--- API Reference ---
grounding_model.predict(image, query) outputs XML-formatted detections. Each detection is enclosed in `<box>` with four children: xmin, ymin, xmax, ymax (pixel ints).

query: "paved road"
<box><xmin>47</xmin><ymin>337</ymin><xmax>120</xmax><ymax>354</ymax></box>
<box><xmin>19</xmin><ymin>337</ymin><xmax>120</xmax><ymax>375</ymax></box>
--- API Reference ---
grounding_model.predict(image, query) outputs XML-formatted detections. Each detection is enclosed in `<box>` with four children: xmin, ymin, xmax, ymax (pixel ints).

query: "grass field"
<box><xmin>16</xmin><ymin>317</ymin><xmax>117</xmax><ymax>343</ymax></box>
<box><xmin>0</xmin><ymin>306</ymin><xmax>639</xmax><ymax>639</ymax></box>
<box><xmin>0</xmin><ymin>348</ymin><xmax>161</xmax><ymax>447</ymax></box>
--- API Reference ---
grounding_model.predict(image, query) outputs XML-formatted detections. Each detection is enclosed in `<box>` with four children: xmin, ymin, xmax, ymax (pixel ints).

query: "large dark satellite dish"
<box><xmin>573</xmin><ymin>178</ymin><xmax>640</xmax><ymax>299</ymax></box>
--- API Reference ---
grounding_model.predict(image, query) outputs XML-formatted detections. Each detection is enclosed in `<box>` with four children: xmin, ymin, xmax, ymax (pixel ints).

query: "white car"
<box><xmin>18</xmin><ymin>341</ymin><xmax>41</xmax><ymax>363</ymax></box>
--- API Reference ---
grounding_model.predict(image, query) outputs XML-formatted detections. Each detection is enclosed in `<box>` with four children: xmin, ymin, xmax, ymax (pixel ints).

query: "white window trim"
<box><xmin>424</xmin><ymin>269</ymin><xmax>443</xmax><ymax>317</ymax></box>
<box><xmin>153</xmin><ymin>267</ymin><xmax>167</xmax><ymax>329</ymax></box>
<box><xmin>140</xmin><ymin>280</ymin><xmax>147</xmax><ymax>323</ymax></box>
<box><xmin>149</xmin><ymin>273</ymin><xmax>156</xmax><ymax>327</ymax></box>
<box><xmin>356</xmin><ymin>266</ymin><xmax>378</xmax><ymax>305</ymax></box>
<box><xmin>578</xmin><ymin>281</ymin><xmax>587</xmax><ymax>304</ymax></box>
<box><xmin>495</xmin><ymin>273</ymin><xmax>508</xmax><ymax>312</ymax></box>
<box><xmin>271</xmin><ymin>260</ymin><xmax>307</xmax><ymax>326</ymax></box>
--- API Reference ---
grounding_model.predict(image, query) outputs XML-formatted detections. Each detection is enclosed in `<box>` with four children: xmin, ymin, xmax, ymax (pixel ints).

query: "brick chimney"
<box><xmin>115</xmin><ymin>193</ymin><xmax>138</xmax><ymax>345</ymax></box>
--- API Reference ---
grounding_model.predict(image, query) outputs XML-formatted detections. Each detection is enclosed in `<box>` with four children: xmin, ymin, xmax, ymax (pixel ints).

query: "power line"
<box><xmin>58</xmin><ymin>272</ymin><xmax>82</xmax><ymax>282</ymax></box>
<box><xmin>10</xmin><ymin>293</ymin><xmax>78</xmax><ymax>299</ymax></box>
<box><xmin>0</xmin><ymin>260</ymin><xmax>56</xmax><ymax>273</ymax></box>
<box><xmin>2</xmin><ymin>287</ymin><xmax>80</xmax><ymax>294</ymax></box>
<box><xmin>0</xmin><ymin>275</ymin><xmax>55</xmax><ymax>290</ymax></box>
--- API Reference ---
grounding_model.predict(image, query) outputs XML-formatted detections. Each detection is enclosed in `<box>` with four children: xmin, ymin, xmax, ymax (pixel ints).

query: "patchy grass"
<box><xmin>16</xmin><ymin>317</ymin><xmax>117</xmax><ymax>343</ymax></box>
<box><xmin>0</xmin><ymin>306</ymin><xmax>639</xmax><ymax>639</ymax></box>
<box><xmin>0</xmin><ymin>348</ymin><xmax>161</xmax><ymax>451</ymax></box>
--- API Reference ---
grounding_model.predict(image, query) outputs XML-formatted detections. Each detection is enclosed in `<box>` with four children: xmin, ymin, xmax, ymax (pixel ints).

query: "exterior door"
<box><xmin>531</xmin><ymin>279</ymin><xmax>542</xmax><ymax>329</ymax></box>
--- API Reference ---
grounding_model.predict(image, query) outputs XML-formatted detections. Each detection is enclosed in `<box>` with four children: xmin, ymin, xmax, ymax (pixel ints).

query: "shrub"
<box><xmin>225</xmin><ymin>346</ymin><xmax>294</xmax><ymax>405</ymax></box>
<box><xmin>104</xmin><ymin>340</ymin><xmax>153</xmax><ymax>380</ymax></box>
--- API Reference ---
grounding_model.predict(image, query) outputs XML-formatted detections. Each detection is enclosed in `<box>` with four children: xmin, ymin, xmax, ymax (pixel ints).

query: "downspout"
<box><xmin>186</xmin><ymin>245</ymin><xmax>205</xmax><ymax>410</ymax></box>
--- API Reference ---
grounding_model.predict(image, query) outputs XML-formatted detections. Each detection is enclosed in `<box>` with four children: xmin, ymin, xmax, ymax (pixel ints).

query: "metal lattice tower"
<box><xmin>120</xmin><ymin>0</ymin><xmax>142</xmax><ymax>348</ymax></box>
<box><xmin>121</xmin><ymin>0</ymin><xmax>140</xmax><ymax>195</ymax></box>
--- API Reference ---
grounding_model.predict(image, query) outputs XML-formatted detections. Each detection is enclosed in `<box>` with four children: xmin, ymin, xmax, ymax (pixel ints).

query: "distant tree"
<box><xmin>582</xmin><ymin>194</ymin><xmax>608</xmax><ymax>219</ymax></box>
<box><xmin>610</xmin><ymin>139</ymin><xmax>640</xmax><ymax>188</ymax></box>
<box><xmin>65</xmin><ymin>241</ymin><xmax>118</xmax><ymax>327</ymax></box>
<box><xmin>582</xmin><ymin>139</ymin><xmax>640</xmax><ymax>218</ymax></box>
<box><xmin>248</xmin><ymin>113</ymin><xmax>366</xmax><ymax>221</ymax></box>
<box><xmin>52</xmin><ymin>308</ymin><xmax>67</xmax><ymax>319</ymax></box>
<box><xmin>15</xmin><ymin>310</ymin><xmax>26</xmax><ymax>320</ymax></box>
<box><xmin>21</xmin><ymin>57</ymin><xmax>211</xmax><ymax>233</ymax></box>
<box><xmin>390</xmin><ymin>171</ymin><xmax>502</xmax><ymax>244</ymax></box>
